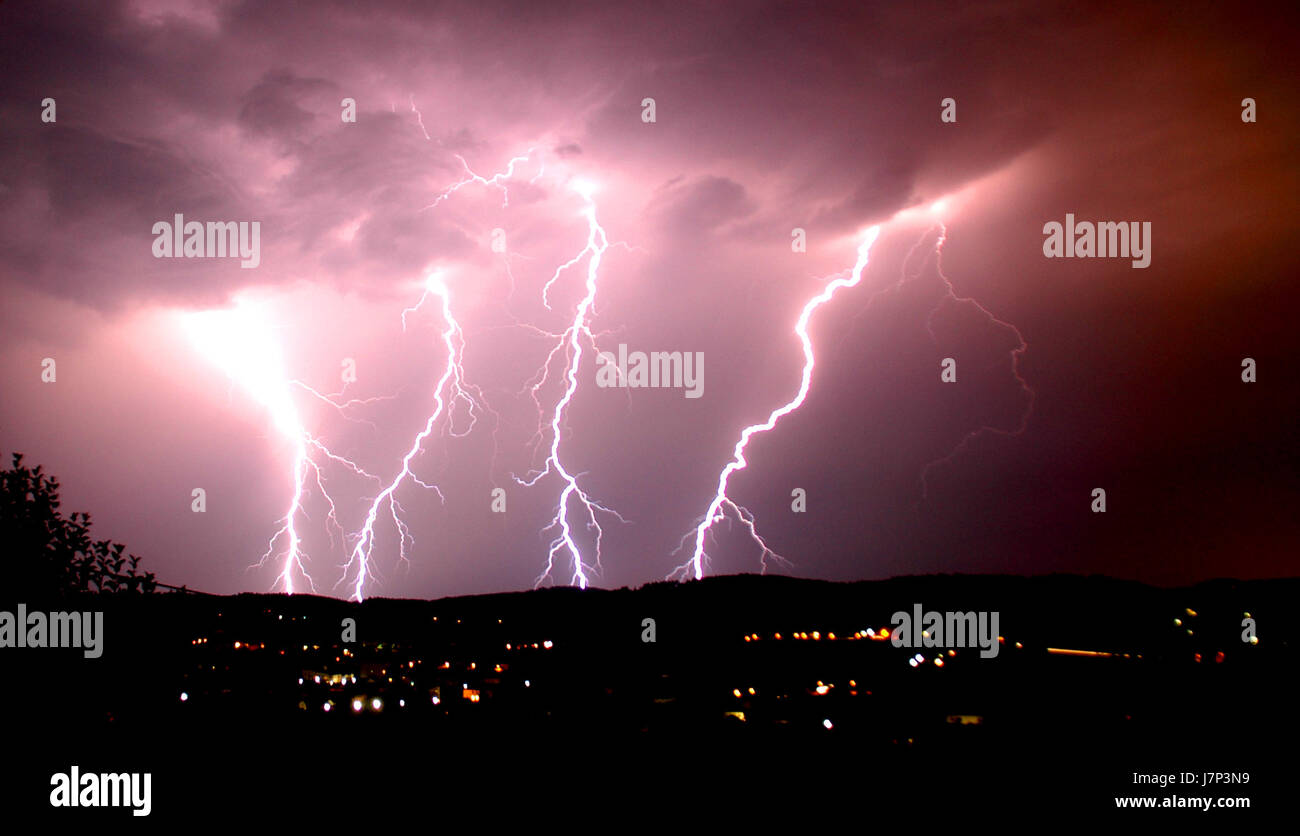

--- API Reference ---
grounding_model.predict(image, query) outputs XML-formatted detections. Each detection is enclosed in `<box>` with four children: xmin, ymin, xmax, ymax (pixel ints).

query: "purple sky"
<box><xmin>1</xmin><ymin>0</ymin><xmax>1296</xmax><ymax>598</ymax></box>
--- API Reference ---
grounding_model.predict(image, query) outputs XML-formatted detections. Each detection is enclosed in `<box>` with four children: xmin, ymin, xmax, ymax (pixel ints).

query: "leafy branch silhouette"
<box><xmin>1</xmin><ymin>452</ymin><xmax>157</xmax><ymax>598</ymax></box>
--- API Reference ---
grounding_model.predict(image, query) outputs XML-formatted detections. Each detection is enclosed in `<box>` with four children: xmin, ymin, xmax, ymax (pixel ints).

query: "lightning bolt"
<box><xmin>185</xmin><ymin>304</ymin><xmax>379</xmax><ymax>594</ymax></box>
<box><xmin>915</xmin><ymin>221</ymin><xmax>1034</xmax><ymax>499</ymax></box>
<box><xmin>339</xmin><ymin>272</ymin><xmax>481</xmax><ymax>601</ymax></box>
<box><xmin>313</xmin><ymin>101</ymin><xmax>639</xmax><ymax>596</ymax></box>
<box><xmin>418</xmin><ymin>147</ymin><xmax>542</xmax><ymax>211</ymax></box>
<box><xmin>260</xmin><ymin>434</ymin><xmax>379</xmax><ymax>594</ymax></box>
<box><xmin>338</xmin><ymin>112</ymin><xmax>545</xmax><ymax>601</ymax></box>
<box><xmin>263</xmin><ymin>434</ymin><xmax>312</xmax><ymax>593</ymax></box>
<box><xmin>292</xmin><ymin>381</ymin><xmax>406</xmax><ymax>431</ymax></box>
<box><xmin>675</xmin><ymin>205</ymin><xmax>1034</xmax><ymax>581</ymax></box>
<box><xmin>673</xmin><ymin>226</ymin><xmax>883</xmax><ymax>581</ymax></box>
<box><xmin>513</xmin><ymin>181</ymin><xmax>628</xmax><ymax>589</ymax></box>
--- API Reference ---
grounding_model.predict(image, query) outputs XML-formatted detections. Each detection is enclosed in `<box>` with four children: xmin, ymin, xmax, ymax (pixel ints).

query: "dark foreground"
<box><xmin>2</xmin><ymin>573</ymin><xmax>1293</xmax><ymax>823</ymax></box>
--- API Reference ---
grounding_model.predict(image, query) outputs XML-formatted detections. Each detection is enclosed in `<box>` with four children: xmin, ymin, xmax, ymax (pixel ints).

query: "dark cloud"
<box><xmin>647</xmin><ymin>175</ymin><xmax>756</xmax><ymax>237</ymax></box>
<box><xmin>238</xmin><ymin>69</ymin><xmax>340</xmax><ymax>152</ymax></box>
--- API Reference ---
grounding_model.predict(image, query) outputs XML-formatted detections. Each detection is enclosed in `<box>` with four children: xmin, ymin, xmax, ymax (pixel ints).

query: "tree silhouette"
<box><xmin>1</xmin><ymin>452</ymin><xmax>157</xmax><ymax>598</ymax></box>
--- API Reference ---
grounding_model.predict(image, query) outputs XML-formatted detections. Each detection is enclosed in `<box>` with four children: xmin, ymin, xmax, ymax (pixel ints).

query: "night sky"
<box><xmin>1</xmin><ymin>0</ymin><xmax>1295</xmax><ymax>598</ymax></box>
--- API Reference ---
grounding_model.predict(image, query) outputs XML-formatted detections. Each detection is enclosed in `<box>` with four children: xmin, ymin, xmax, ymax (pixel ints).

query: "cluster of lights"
<box><xmin>504</xmin><ymin>640</ymin><xmax>555</xmax><ymax>651</ymax></box>
<box><xmin>731</xmin><ymin>682</ymin><xmax>878</xmax><ymax>699</ymax></box>
<box><xmin>301</xmin><ymin>673</ymin><xmax>360</xmax><ymax>685</ymax></box>
<box><xmin>745</xmin><ymin>628</ymin><xmax>891</xmax><ymax>642</ymax></box>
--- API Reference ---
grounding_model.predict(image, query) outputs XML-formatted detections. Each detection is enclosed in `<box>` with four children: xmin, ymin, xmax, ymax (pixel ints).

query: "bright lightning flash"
<box><xmin>185</xmin><ymin>303</ymin><xmax>376</xmax><ymax>593</ymax></box>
